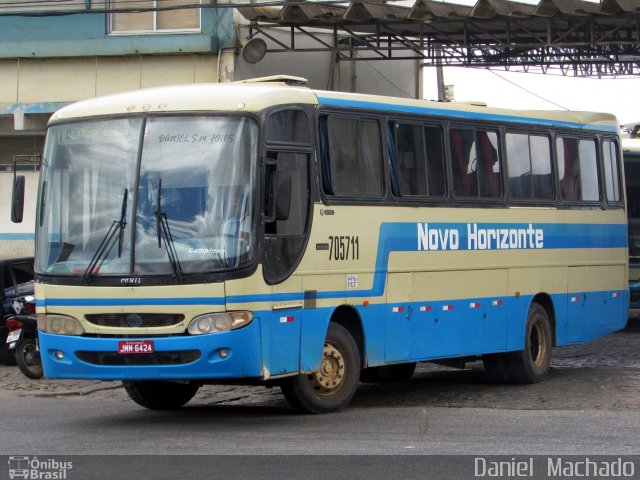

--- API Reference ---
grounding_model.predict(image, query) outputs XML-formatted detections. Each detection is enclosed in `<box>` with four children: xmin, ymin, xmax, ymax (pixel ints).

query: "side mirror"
<box><xmin>275</xmin><ymin>171</ymin><xmax>291</xmax><ymax>221</ymax></box>
<box><xmin>11</xmin><ymin>175</ymin><xmax>25</xmax><ymax>223</ymax></box>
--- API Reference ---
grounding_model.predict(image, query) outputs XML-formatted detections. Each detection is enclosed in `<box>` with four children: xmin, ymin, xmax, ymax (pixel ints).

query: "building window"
<box><xmin>109</xmin><ymin>0</ymin><xmax>201</xmax><ymax>34</ymax></box>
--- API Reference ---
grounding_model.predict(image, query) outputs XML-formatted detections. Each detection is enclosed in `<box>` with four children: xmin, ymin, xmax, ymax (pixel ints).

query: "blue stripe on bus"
<box><xmin>0</xmin><ymin>233</ymin><xmax>35</xmax><ymax>240</ymax></box>
<box><xmin>38</xmin><ymin>289</ymin><xmax>629</xmax><ymax>380</ymax></box>
<box><xmin>37</xmin><ymin>222</ymin><xmax>627</xmax><ymax>308</ymax></box>
<box><xmin>317</xmin><ymin>96</ymin><xmax>619</xmax><ymax>133</ymax></box>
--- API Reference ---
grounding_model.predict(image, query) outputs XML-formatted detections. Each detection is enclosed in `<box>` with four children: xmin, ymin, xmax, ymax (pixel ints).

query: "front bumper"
<box><xmin>39</xmin><ymin>320</ymin><xmax>263</xmax><ymax>381</ymax></box>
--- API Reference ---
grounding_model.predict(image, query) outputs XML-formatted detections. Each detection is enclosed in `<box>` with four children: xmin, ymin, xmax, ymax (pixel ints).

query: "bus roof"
<box><xmin>49</xmin><ymin>78</ymin><xmax>619</xmax><ymax>133</ymax></box>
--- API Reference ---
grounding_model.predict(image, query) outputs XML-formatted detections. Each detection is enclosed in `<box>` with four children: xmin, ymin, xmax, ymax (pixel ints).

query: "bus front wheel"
<box><xmin>123</xmin><ymin>380</ymin><xmax>200</xmax><ymax>410</ymax></box>
<box><xmin>280</xmin><ymin>323</ymin><xmax>360</xmax><ymax>414</ymax></box>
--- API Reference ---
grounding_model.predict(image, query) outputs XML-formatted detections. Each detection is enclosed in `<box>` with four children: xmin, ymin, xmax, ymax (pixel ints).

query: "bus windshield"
<box><xmin>625</xmin><ymin>155</ymin><xmax>640</xmax><ymax>258</ymax></box>
<box><xmin>36</xmin><ymin>116</ymin><xmax>258</xmax><ymax>278</ymax></box>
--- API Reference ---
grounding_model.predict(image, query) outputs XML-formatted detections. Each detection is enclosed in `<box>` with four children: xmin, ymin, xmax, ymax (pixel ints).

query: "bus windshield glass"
<box><xmin>625</xmin><ymin>155</ymin><xmax>640</xmax><ymax>258</ymax></box>
<box><xmin>36</xmin><ymin>116</ymin><xmax>258</xmax><ymax>278</ymax></box>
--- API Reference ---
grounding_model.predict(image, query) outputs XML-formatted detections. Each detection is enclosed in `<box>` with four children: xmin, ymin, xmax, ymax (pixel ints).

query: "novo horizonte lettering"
<box><xmin>417</xmin><ymin>223</ymin><xmax>544</xmax><ymax>251</ymax></box>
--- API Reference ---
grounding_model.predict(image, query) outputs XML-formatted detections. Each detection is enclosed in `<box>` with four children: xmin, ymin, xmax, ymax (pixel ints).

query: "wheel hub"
<box><xmin>310</xmin><ymin>342</ymin><xmax>345</xmax><ymax>394</ymax></box>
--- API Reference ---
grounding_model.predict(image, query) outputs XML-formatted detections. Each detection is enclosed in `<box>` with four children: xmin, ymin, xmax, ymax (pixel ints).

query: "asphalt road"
<box><xmin>1</xmin><ymin>394</ymin><xmax>639</xmax><ymax>456</ymax></box>
<box><xmin>0</xmin><ymin>320</ymin><xmax>639</xmax><ymax>479</ymax></box>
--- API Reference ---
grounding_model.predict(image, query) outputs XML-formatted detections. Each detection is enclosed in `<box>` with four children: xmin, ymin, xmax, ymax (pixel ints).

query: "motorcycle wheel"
<box><xmin>15</xmin><ymin>338</ymin><xmax>43</xmax><ymax>379</ymax></box>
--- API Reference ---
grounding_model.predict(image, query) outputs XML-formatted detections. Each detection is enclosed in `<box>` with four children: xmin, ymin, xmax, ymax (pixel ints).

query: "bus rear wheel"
<box><xmin>123</xmin><ymin>380</ymin><xmax>200</xmax><ymax>410</ymax></box>
<box><xmin>508</xmin><ymin>303</ymin><xmax>552</xmax><ymax>383</ymax></box>
<box><xmin>280</xmin><ymin>323</ymin><xmax>360</xmax><ymax>414</ymax></box>
<box><xmin>483</xmin><ymin>302</ymin><xmax>552</xmax><ymax>384</ymax></box>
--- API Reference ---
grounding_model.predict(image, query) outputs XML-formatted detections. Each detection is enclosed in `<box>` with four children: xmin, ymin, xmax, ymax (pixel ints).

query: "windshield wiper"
<box><xmin>82</xmin><ymin>188</ymin><xmax>128</xmax><ymax>282</ymax></box>
<box><xmin>155</xmin><ymin>179</ymin><xmax>183</xmax><ymax>281</ymax></box>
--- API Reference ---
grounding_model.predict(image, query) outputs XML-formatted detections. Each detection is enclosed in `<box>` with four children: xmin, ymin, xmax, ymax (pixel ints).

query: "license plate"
<box><xmin>6</xmin><ymin>329</ymin><xmax>21</xmax><ymax>344</ymax></box>
<box><xmin>118</xmin><ymin>340</ymin><xmax>154</xmax><ymax>355</ymax></box>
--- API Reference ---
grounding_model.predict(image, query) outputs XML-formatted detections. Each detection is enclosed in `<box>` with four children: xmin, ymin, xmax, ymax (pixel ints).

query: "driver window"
<box><xmin>263</xmin><ymin>151</ymin><xmax>310</xmax><ymax>284</ymax></box>
<box><xmin>262</xmin><ymin>107</ymin><xmax>311</xmax><ymax>284</ymax></box>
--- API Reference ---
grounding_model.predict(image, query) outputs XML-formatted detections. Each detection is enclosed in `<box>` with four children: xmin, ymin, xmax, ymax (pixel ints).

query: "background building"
<box><xmin>0</xmin><ymin>1</ymin><xmax>417</xmax><ymax>257</ymax></box>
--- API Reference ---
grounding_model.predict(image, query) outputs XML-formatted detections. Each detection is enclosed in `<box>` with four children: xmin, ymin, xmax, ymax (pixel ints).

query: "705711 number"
<box><xmin>329</xmin><ymin>235</ymin><xmax>359</xmax><ymax>261</ymax></box>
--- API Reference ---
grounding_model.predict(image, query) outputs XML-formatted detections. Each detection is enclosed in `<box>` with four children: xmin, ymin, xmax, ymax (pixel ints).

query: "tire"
<box><xmin>122</xmin><ymin>380</ymin><xmax>200</xmax><ymax>410</ymax></box>
<box><xmin>506</xmin><ymin>302</ymin><xmax>552</xmax><ymax>384</ymax></box>
<box><xmin>482</xmin><ymin>353</ymin><xmax>512</xmax><ymax>384</ymax></box>
<box><xmin>281</xmin><ymin>323</ymin><xmax>360</xmax><ymax>414</ymax></box>
<box><xmin>360</xmin><ymin>362</ymin><xmax>416</xmax><ymax>383</ymax></box>
<box><xmin>15</xmin><ymin>337</ymin><xmax>43</xmax><ymax>379</ymax></box>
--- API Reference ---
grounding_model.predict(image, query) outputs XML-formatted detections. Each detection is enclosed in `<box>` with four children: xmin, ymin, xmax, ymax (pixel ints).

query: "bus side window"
<box><xmin>450</xmin><ymin>127</ymin><xmax>477</xmax><ymax>197</ymax></box>
<box><xmin>558</xmin><ymin>137</ymin><xmax>580</xmax><ymax>201</ymax></box>
<box><xmin>506</xmin><ymin>132</ymin><xmax>553</xmax><ymax>201</ymax></box>
<box><xmin>603</xmin><ymin>139</ymin><xmax>621</xmax><ymax>204</ymax></box>
<box><xmin>391</xmin><ymin>122</ymin><xmax>428</xmax><ymax>196</ymax></box>
<box><xmin>324</xmin><ymin>116</ymin><xmax>383</xmax><ymax>197</ymax></box>
<box><xmin>578</xmin><ymin>139</ymin><xmax>600</xmax><ymax>201</ymax></box>
<box><xmin>530</xmin><ymin>135</ymin><xmax>553</xmax><ymax>199</ymax></box>
<box><xmin>451</xmin><ymin>127</ymin><xmax>501</xmax><ymax>199</ymax></box>
<box><xmin>424</xmin><ymin>125</ymin><xmax>446</xmax><ymax>197</ymax></box>
<box><xmin>389</xmin><ymin>122</ymin><xmax>446</xmax><ymax>198</ymax></box>
<box><xmin>476</xmin><ymin>130</ymin><xmax>501</xmax><ymax>198</ymax></box>
<box><xmin>558</xmin><ymin>137</ymin><xmax>600</xmax><ymax>202</ymax></box>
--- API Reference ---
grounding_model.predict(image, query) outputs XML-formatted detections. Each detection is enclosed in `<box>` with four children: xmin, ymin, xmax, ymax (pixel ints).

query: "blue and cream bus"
<box><xmin>623</xmin><ymin>138</ymin><xmax>640</xmax><ymax>308</ymax></box>
<box><xmin>22</xmin><ymin>76</ymin><xmax>628</xmax><ymax>413</ymax></box>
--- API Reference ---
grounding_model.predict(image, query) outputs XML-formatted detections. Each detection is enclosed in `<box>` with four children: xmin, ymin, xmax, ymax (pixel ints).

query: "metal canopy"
<box><xmin>238</xmin><ymin>0</ymin><xmax>640</xmax><ymax>77</ymax></box>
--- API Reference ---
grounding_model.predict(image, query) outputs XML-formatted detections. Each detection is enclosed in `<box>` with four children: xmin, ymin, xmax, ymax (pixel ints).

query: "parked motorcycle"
<box><xmin>5</xmin><ymin>295</ymin><xmax>42</xmax><ymax>379</ymax></box>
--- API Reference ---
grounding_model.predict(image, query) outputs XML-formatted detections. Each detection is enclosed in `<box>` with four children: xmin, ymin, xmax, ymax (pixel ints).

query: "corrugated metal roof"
<box><xmin>238</xmin><ymin>0</ymin><xmax>640</xmax><ymax>24</ymax></box>
<box><xmin>238</xmin><ymin>0</ymin><xmax>640</xmax><ymax>76</ymax></box>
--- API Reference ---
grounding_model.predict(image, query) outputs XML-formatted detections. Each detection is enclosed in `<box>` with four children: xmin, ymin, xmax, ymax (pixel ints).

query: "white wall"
<box><xmin>235</xmin><ymin>29</ymin><xmax>419</xmax><ymax>98</ymax></box>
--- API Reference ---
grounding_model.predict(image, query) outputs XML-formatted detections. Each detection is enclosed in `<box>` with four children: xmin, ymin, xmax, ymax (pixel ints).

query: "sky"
<box><xmin>420</xmin><ymin>0</ymin><xmax>640</xmax><ymax>126</ymax></box>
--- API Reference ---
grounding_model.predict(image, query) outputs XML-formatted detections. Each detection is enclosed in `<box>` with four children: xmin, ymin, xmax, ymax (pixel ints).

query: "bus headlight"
<box><xmin>38</xmin><ymin>314</ymin><xmax>84</xmax><ymax>335</ymax></box>
<box><xmin>187</xmin><ymin>311</ymin><xmax>253</xmax><ymax>335</ymax></box>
